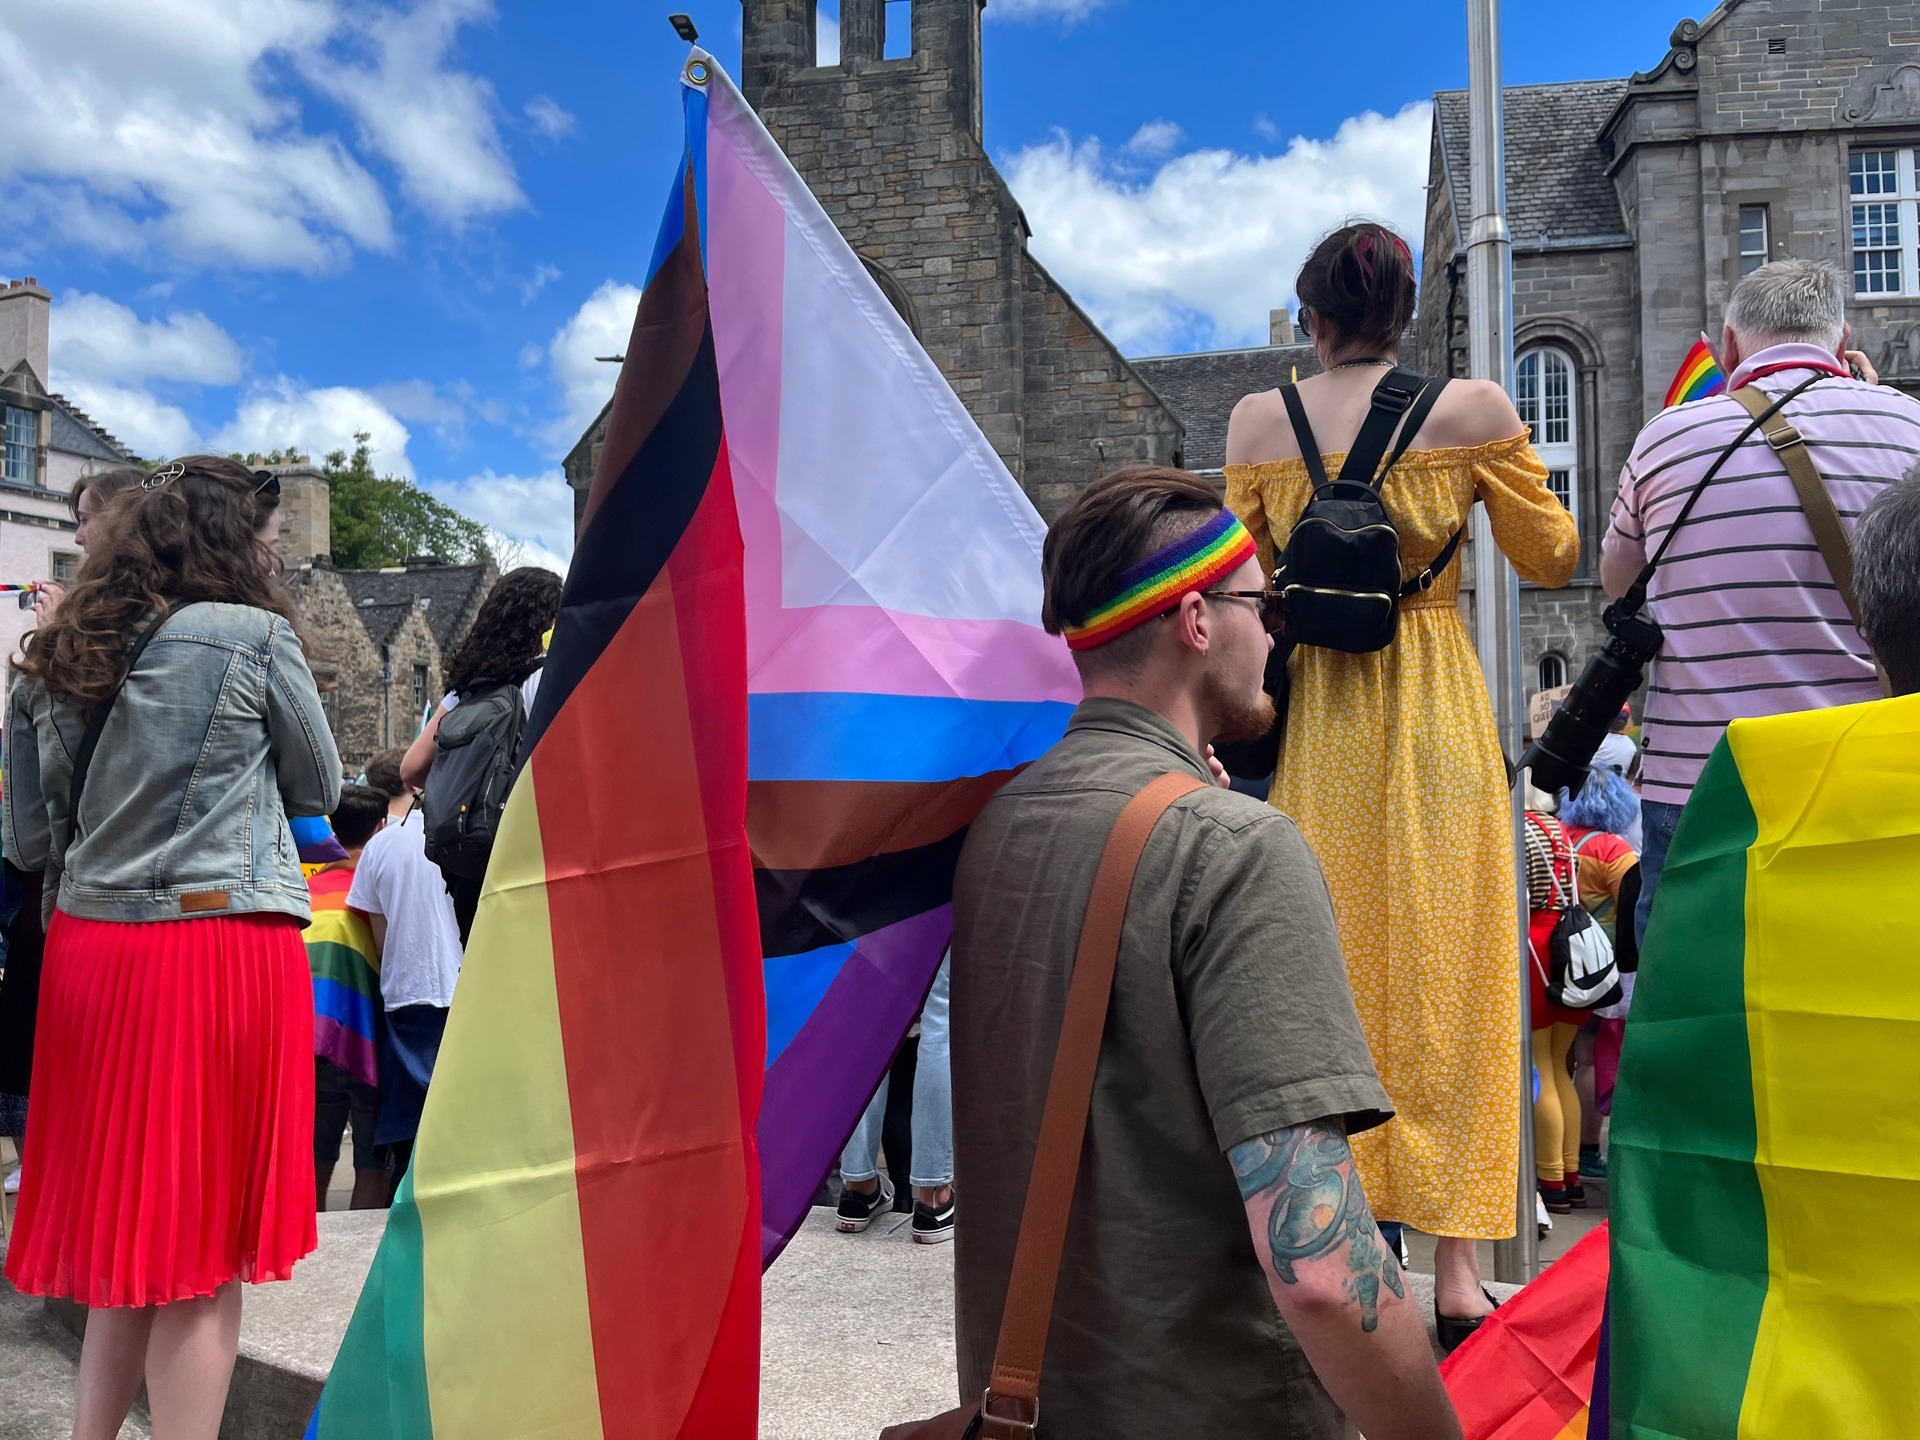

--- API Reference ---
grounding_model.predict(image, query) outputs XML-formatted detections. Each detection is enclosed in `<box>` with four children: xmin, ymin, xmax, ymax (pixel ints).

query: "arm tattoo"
<box><xmin>1230</xmin><ymin>1123</ymin><xmax>1406</xmax><ymax>1333</ymax></box>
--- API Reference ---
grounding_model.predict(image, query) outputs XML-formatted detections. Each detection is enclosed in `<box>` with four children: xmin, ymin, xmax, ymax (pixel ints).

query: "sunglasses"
<box><xmin>1200</xmin><ymin>588</ymin><xmax>1286</xmax><ymax>635</ymax></box>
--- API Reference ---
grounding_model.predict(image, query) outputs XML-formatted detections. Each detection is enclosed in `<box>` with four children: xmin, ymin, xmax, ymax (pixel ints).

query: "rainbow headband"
<box><xmin>1063</xmin><ymin>509</ymin><xmax>1258</xmax><ymax>652</ymax></box>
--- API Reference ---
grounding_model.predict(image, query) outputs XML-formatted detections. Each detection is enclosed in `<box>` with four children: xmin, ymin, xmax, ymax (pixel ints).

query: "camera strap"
<box><xmin>1620</xmin><ymin>372</ymin><xmax>1828</xmax><ymax>614</ymax></box>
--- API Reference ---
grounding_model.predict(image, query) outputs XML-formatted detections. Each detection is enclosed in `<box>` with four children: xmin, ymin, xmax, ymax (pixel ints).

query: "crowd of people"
<box><xmin>0</xmin><ymin>219</ymin><xmax>1917</xmax><ymax>1440</ymax></box>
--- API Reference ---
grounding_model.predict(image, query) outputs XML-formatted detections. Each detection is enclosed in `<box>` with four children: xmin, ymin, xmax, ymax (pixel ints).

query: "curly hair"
<box><xmin>68</xmin><ymin>465</ymin><xmax>146</xmax><ymax>527</ymax></box>
<box><xmin>1559</xmin><ymin>766</ymin><xmax>1640</xmax><ymax>838</ymax></box>
<box><xmin>442</xmin><ymin>566</ymin><xmax>564</xmax><ymax>695</ymax></box>
<box><xmin>15</xmin><ymin>455</ymin><xmax>296</xmax><ymax>710</ymax></box>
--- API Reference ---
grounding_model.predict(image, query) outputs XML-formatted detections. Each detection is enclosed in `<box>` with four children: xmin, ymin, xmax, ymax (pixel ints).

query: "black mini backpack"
<box><xmin>1275</xmin><ymin>366</ymin><xmax>1461</xmax><ymax>654</ymax></box>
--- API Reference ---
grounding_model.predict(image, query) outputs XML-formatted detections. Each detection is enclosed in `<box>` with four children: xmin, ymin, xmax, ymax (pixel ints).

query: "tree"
<box><xmin>322</xmin><ymin>434</ymin><xmax>492</xmax><ymax>571</ymax></box>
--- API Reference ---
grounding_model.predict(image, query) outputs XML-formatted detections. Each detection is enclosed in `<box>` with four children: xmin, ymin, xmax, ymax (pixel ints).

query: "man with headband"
<box><xmin>949</xmin><ymin>468</ymin><xmax>1459</xmax><ymax>1438</ymax></box>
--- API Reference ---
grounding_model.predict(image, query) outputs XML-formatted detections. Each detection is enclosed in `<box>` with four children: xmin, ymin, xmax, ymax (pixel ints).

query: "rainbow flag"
<box><xmin>292</xmin><ymin>813</ymin><xmax>349</xmax><ymax>876</ymax></box>
<box><xmin>1662</xmin><ymin>335</ymin><xmax>1726</xmax><ymax>408</ymax></box>
<box><xmin>1608</xmin><ymin>694</ymin><xmax>1920</xmax><ymax>1437</ymax></box>
<box><xmin>307</xmin><ymin>865</ymin><xmax>380</xmax><ymax>1088</ymax></box>
<box><xmin>1442</xmin><ymin>1224</ymin><xmax>1609</xmax><ymax>1440</ymax></box>
<box><xmin>309</xmin><ymin>46</ymin><xmax>1076</xmax><ymax>1439</ymax></box>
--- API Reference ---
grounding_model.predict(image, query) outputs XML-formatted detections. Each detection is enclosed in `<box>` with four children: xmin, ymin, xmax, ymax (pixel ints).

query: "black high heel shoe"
<box><xmin>1435</xmin><ymin>1287</ymin><xmax>1501</xmax><ymax>1355</ymax></box>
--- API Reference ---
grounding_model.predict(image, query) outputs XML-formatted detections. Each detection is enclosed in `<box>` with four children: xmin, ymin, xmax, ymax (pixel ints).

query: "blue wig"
<box><xmin>1560</xmin><ymin>766</ymin><xmax>1639</xmax><ymax>836</ymax></box>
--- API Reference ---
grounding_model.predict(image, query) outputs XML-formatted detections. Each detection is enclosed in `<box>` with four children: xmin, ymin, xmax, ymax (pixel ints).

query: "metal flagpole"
<box><xmin>1465</xmin><ymin>0</ymin><xmax>1539</xmax><ymax>1284</ymax></box>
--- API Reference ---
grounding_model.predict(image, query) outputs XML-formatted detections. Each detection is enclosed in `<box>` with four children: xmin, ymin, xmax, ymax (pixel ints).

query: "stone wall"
<box><xmin>287</xmin><ymin>565</ymin><xmax>446</xmax><ymax>770</ymax></box>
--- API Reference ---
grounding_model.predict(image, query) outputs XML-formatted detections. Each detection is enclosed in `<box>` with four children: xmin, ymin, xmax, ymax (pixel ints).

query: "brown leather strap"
<box><xmin>1729</xmin><ymin>386</ymin><xmax>1891</xmax><ymax>697</ymax></box>
<box><xmin>980</xmin><ymin>770</ymin><xmax>1207</xmax><ymax>1436</ymax></box>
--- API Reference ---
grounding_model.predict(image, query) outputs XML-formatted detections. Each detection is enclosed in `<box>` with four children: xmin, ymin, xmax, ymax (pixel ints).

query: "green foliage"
<box><xmin>322</xmin><ymin>433</ymin><xmax>490</xmax><ymax>571</ymax></box>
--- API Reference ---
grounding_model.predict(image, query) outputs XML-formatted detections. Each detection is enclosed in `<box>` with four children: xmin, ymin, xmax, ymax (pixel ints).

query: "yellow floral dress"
<box><xmin>1225</xmin><ymin>433</ymin><xmax>1578</xmax><ymax>1240</ymax></box>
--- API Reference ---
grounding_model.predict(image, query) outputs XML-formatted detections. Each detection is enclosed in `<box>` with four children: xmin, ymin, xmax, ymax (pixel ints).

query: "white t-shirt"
<box><xmin>347</xmin><ymin>810</ymin><xmax>464</xmax><ymax>1010</ymax></box>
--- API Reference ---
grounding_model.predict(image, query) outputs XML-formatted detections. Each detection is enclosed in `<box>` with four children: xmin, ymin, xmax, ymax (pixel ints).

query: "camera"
<box><xmin>1520</xmin><ymin>598</ymin><xmax>1663</xmax><ymax>796</ymax></box>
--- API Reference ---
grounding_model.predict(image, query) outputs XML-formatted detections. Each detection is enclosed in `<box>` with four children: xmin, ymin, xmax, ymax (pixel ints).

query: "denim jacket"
<box><xmin>3</xmin><ymin>602</ymin><xmax>342</xmax><ymax>926</ymax></box>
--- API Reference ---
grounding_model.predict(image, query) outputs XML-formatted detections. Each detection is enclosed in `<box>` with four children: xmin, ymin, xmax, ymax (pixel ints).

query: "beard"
<box><xmin>1202</xmin><ymin>659</ymin><xmax>1276</xmax><ymax>746</ymax></box>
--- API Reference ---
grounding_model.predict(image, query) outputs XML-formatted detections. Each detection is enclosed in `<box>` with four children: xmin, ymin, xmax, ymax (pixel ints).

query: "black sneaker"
<box><xmin>836</xmin><ymin>1179</ymin><xmax>894</xmax><ymax>1232</ymax></box>
<box><xmin>912</xmin><ymin>1193</ymin><xmax>955</xmax><ymax>1245</ymax></box>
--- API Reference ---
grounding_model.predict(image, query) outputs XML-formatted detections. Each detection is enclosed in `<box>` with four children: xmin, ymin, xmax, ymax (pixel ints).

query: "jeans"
<box><xmin>1634</xmin><ymin>799</ymin><xmax>1687</xmax><ymax>951</ymax></box>
<box><xmin>842</xmin><ymin>956</ymin><xmax>953</xmax><ymax>1189</ymax></box>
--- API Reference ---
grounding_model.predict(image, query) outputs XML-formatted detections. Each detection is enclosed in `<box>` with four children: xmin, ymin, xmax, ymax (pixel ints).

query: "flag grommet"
<box><xmin>685</xmin><ymin>58</ymin><xmax>711</xmax><ymax>85</ymax></box>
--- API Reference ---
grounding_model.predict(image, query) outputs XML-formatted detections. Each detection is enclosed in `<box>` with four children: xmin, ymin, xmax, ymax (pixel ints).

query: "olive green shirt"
<box><xmin>951</xmin><ymin>697</ymin><xmax>1391</xmax><ymax>1438</ymax></box>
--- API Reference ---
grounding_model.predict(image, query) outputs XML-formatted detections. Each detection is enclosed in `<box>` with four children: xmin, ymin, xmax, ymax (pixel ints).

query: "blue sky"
<box><xmin>1</xmin><ymin>0</ymin><xmax>1692</xmax><ymax>570</ymax></box>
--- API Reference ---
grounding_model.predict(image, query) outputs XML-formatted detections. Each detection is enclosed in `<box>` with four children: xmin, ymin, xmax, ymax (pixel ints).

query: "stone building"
<box><xmin>0</xmin><ymin>277</ymin><xmax>139</xmax><ymax>664</ymax></box>
<box><xmin>273</xmin><ymin>461</ymin><xmax>497</xmax><ymax>769</ymax></box>
<box><xmin>567</xmin><ymin>0</ymin><xmax>1185</xmax><ymax>525</ymax></box>
<box><xmin>1131</xmin><ymin>311</ymin><xmax>1322</xmax><ymax>475</ymax></box>
<box><xmin>1417</xmin><ymin>0</ymin><xmax>1920</xmax><ymax>697</ymax></box>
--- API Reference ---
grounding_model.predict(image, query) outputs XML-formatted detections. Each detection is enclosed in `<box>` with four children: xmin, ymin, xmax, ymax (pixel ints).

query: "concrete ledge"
<box><xmin>42</xmin><ymin>1208</ymin><xmax>1528</xmax><ymax>1439</ymax></box>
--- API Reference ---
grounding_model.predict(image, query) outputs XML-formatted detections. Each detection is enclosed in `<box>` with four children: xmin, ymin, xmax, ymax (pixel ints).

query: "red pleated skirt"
<box><xmin>3</xmin><ymin>910</ymin><xmax>319</xmax><ymax>1307</ymax></box>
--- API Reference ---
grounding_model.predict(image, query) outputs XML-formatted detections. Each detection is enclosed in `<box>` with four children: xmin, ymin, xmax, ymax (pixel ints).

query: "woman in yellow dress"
<box><xmin>1224</xmin><ymin>222</ymin><xmax>1577</xmax><ymax>1344</ymax></box>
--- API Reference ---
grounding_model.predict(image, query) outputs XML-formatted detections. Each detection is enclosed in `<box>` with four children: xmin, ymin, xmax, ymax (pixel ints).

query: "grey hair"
<box><xmin>1854</xmin><ymin>463</ymin><xmax>1920</xmax><ymax>696</ymax></box>
<box><xmin>1724</xmin><ymin>258</ymin><xmax>1847</xmax><ymax>351</ymax></box>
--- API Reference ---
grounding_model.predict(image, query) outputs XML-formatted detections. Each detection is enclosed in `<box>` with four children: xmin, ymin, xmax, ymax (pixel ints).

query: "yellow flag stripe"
<box><xmin>414</xmin><ymin>770</ymin><xmax>604</xmax><ymax>1437</ymax></box>
<box><xmin>1729</xmin><ymin>694</ymin><xmax>1920</xmax><ymax>1438</ymax></box>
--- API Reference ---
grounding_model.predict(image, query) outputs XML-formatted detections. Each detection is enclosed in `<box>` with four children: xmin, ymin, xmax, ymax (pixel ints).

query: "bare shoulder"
<box><xmin>1226</xmin><ymin>389</ymin><xmax>1299</xmax><ymax>466</ymax></box>
<box><xmin>1417</xmin><ymin>376</ymin><xmax>1526</xmax><ymax>450</ymax></box>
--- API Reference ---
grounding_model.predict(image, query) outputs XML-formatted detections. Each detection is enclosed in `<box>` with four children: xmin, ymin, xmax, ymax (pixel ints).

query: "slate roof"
<box><xmin>1129</xmin><ymin>344</ymin><xmax>1323</xmax><ymax>472</ymax></box>
<box><xmin>47</xmin><ymin>393</ymin><xmax>136</xmax><ymax>463</ymax></box>
<box><xmin>341</xmin><ymin>564</ymin><xmax>489</xmax><ymax>651</ymax></box>
<box><xmin>1433</xmin><ymin>80</ymin><xmax>1630</xmax><ymax>248</ymax></box>
<box><xmin>353</xmin><ymin>601</ymin><xmax>415</xmax><ymax>650</ymax></box>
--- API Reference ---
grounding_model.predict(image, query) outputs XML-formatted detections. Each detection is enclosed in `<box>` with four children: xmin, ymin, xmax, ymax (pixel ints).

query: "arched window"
<box><xmin>1538</xmin><ymin>652</ymin><xmax>1569</xmax><ymax>692</ymax></box>
<box><xmin>1514</xmin><ymin>347</ymin><xmax>1578</xmax><ymax>532</ymax></box>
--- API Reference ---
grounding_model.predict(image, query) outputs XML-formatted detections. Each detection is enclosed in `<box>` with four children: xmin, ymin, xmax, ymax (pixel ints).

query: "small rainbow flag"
<box><xmin>1662</xmin><ymin>335</ymin><xmax>1726</xmax><ymax>408</ymax></box>
<box><xmin>306</xmin><ymin>865</ymin><xmax>380</xmax><ymax>1089</ymax></box>
<box><xmin>1608</xmin><ymin>693</ymin><xmax>1920</xmax><ymax>1436</ymax></box>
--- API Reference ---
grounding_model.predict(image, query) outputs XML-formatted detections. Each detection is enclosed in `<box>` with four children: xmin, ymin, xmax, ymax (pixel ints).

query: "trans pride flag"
<box><xmin>309</xmin><ymin>48</ymin><xmax>1077</xmax><ymax>1439</ymax></box>
<box><xmin>307</xmin><ymin>865</ymin><xmax>380</xmax><ymax>1088</ymax></box>
<box><xmin>1606</xmin><ymin>694</ymin><xmax>1920</xmax><ymax>1437</ymax></box>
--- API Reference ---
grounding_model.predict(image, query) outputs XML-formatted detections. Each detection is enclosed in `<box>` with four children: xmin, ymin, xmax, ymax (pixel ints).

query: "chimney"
<box><xmin>0</xmin><ymin>278</ymin><xmax>52</xmax><ymax>387</ymax></box>
<box><xmin>1269</xmin><ymin>308</ymin><xmax>1295</xmax><ymax>347</ymax></box>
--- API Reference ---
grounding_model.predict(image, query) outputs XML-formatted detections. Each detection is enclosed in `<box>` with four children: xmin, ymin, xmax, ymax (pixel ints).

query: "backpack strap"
<box><xmin>1335</xmin><ymin>367</ymin><xmax>1430</xmax><ymax>491</ymax></box>
<box><xmin>1277</xmin><ymin>385</ymin><xmax>1332</xmax><ymax>491</ymax></box>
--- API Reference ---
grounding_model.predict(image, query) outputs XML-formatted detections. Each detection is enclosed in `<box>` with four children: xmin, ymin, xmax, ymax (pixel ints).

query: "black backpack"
<box><xmin>1275</xmin><ymin>367</ymin><xmax>1462</xmax><ymax>653</ymax></box>
<box><xmin>421</xmin><ymin>679</ymin><xmax>528</xmax><ymax>882</ymax></box>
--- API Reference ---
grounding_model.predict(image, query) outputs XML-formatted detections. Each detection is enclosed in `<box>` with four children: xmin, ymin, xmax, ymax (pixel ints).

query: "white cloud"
<box><xmin>541</xmin><ymin>279</ymin><xmax>641</xmax><ymax>451</ymax></box>
<box><xmin>1003</xmin><ymin>102</ymin><xmax>1433</xmax><ymax>353</ymax></box>
<box><xmin>0</xmin><ymin>0</ymin><xmax>522</xmax><ymax>271</ymax></box>
<box><xmin>51</xmin><ymin>293</ymin><xmax>244</xmax><ymax>388</ymax></box>
<box><xmin>1252</xmin><ymin>113</ymin><xmax>1282</xmax><ymax>143</ymax></box>
<box><xmin>45</xmin><ymin>292</ymin><xmax>247</xmax><ymax>455</ymax></box>
<box><xmin>986</xmin><ymin>0</ymin><xmax>1109</xmax><ymax>21</ymax></box>
<box><xmin>1123</xmin><ymin>120</ymin><xmax>1183</xmax><ymax>159</ymax></box>
<box><xmin>210</xmin><ymin>379</ymin><xmax>414</xmax><ymax>477</ymax></box>
<box><xmin>307</xmin><ymin>0</ymin><xmax>523</xmax><ymax>226</ymax></box>
<box><xmin>523</xmin><ymin>95</ymin><xmax>576</xmax><ymax>140</ymax></box>
<box><xmin>520</xmin><ymin>262</ymin><xmax>561</xmax><ymax>303</ymax></box>
<box><xmin>428</xmin><ymin>468</ymin><xmax>573</xmax><ymax>574</ymax></box>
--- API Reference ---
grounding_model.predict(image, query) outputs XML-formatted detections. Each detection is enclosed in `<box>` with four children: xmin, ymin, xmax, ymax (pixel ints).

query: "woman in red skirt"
<box><xmin>3</xmin><ymin>456</ymin><xmax>340</xmax><ymax>1438</ymax></box>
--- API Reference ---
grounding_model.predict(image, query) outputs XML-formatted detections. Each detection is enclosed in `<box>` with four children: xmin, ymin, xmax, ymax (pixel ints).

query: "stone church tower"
<box><xmin>741</xmin><ymin>0</ymin><xmax>1183</xmax><ymax>518</ymax></box>
<box><xmin>569</xmin><ymin>0</ymin><xmax>1183</xmax><ymax>525</ymax></box>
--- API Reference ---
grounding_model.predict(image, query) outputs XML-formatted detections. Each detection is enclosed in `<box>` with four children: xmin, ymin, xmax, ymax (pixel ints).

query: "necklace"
<box><xmin>1331</xmin><ymin>358</ymin><xmax>1395</xmax><ymax>371</ymax></box>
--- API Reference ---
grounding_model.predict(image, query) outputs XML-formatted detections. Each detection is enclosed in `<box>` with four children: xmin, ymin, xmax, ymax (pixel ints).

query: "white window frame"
<box><xmin>1538</xmin><ymin>653</ymin><xmax>1569</xmax><ymax>692</ymax></box>
<box><xmin>1514</xmin><ymin>346</ymin><xmax>1579</xmax><ymax>533</ymax></box>
<box><xmin>49</xmin><ymin>549</ymin><xmax>80</xmax><ymax>584</ymax></box>
<box><xmin>4</xmin><ymin>405</ymin><xmax>34</xmax><ymax>484</ymax></box>
<box><xmin>1738</xmin><ymin>204</ymin><xmax>1770</xmax><ymax>276</ymax></box>
<box><xmin>1849</xmin><ymin>147</ymin><xmax>1920</xmax><ymax>298</ymax></box>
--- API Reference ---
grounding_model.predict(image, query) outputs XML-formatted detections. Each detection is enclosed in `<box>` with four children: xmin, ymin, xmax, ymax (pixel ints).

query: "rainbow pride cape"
<box><xmin>1661</xmin><ymin>336</ymin><xmax>1725</xmax><ymax>408</ymax></box>
<box><xmin>1607</xmin><ymin>694</ymin><xmax>1920</xmax><ymax>1438</ymax></box>
<box><xmin>309</xmin><ymin>47</ymin><xmax>1076</xmax><ymax>1439</ymax></box>
<box><xmin>1441</xmin><ymin>1223</ymin><xmax>1609</xmax><ymax>1440</ymax></box>
<box><xmin>307</xmin><ymin>865</ymin><xmax>380</xmax><ymax>1088</ymax></box>
<box><xmin>292</xmin><ymin>813</ymin><xmax>349</xmax><ymax>875</ymax></box>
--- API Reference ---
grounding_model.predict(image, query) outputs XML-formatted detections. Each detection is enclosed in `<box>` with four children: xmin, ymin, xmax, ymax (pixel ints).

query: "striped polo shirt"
<box><xmin>1603</xmin><ymin>343</ymin><xmax>1920</xmax><ymax>805</ymax></box>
